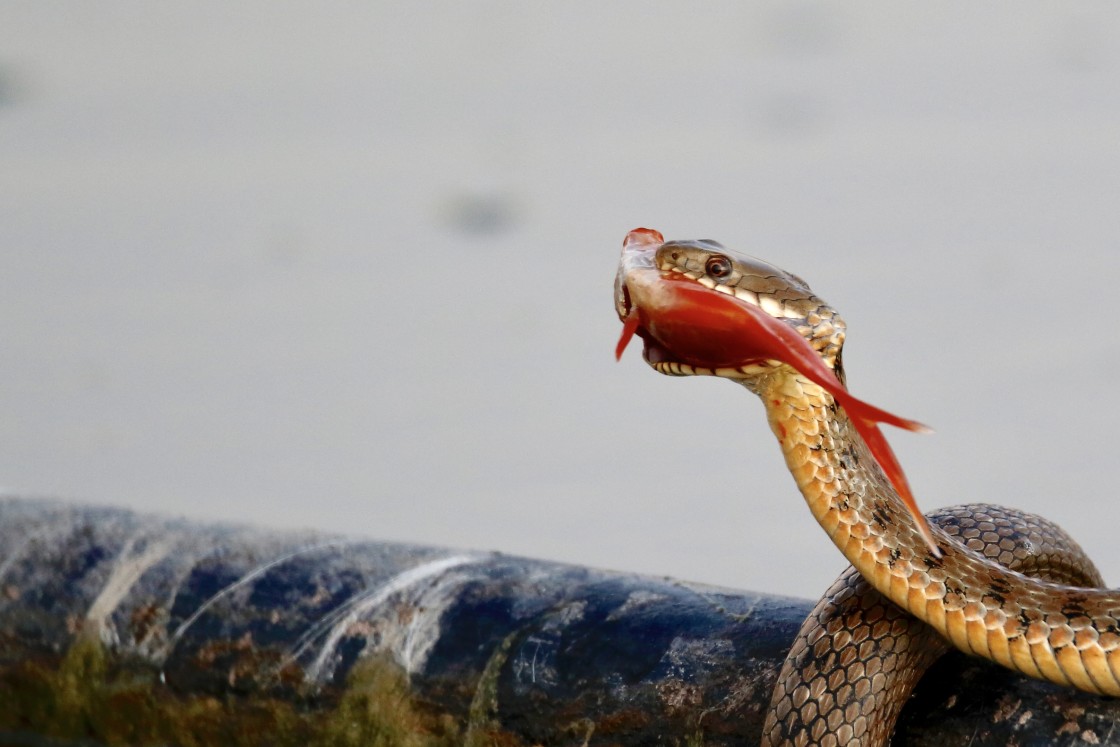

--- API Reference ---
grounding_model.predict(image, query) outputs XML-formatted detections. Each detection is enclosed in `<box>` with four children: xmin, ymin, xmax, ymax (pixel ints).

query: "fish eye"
<box><xmin>705</xmin><ymin>255</ymin><xmax>733</xmax><ymax>280</ymax></box>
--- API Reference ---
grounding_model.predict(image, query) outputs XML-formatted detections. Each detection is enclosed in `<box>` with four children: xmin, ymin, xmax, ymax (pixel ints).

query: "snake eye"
<box><xmin>705</xmin><ymin>255</ymin><xmax>733</xmax><ymax>280</ymax></box>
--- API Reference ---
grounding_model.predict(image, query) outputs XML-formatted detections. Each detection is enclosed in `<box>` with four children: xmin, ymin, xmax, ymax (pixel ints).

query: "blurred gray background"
<box><xmin>2</xmin><ymin>3</ymin><xmax>1119</xmax><ymax>598</ymax></box>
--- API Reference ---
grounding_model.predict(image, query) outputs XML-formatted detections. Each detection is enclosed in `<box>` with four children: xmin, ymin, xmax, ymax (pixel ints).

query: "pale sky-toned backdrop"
<box><xmin>2</xmin><ymin>3</ymin><xmax>1119</xmax><ymax>598</ymax></box>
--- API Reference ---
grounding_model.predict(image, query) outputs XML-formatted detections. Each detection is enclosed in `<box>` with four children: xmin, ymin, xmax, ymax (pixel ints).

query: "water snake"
<box><xmin>613</xmin><ymin>228</ymin><xmax>1115</xmax><ymax>746</ymax></box>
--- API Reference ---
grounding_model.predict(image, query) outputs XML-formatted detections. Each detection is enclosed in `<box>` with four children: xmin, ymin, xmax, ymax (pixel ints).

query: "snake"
<box><xmin>613</xmin><ymin>228</ymin><xmax>1116</xmax><ymax>746</ymax></box>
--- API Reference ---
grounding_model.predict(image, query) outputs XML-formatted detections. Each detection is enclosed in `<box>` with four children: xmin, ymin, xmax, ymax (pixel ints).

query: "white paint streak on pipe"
<box><xmin>163</xmin><ymin>539</ymin><xmax>350</xmax><ymax>657</ymax></box>
<box><xmin>305</xmin><ymin>553</ymin><xmax>480</xmax><ymax>683</ymax></box>
<box><xmin>86</xmin><ymin>536</ymin><xmax>175</xmax><ymax>642</ymax></box>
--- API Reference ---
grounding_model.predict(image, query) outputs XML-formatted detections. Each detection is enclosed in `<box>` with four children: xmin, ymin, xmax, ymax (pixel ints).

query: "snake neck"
<box><xmin>747</xmin><ymin>369</ymin><xmax>926</xmax><ymax>566</ymax></box>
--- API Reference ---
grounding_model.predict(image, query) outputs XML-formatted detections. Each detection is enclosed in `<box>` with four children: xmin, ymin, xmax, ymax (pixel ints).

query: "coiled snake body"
<box><xmin>614</xmin><ymin>230</ymin><xmax>1116</xmax><ymax>746</ymax></box>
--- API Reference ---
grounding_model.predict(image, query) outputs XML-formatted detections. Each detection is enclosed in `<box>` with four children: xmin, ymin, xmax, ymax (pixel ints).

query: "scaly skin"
<box><xmin>760</xmin><ymin>503</ymin><xmax>1104</xmax><ymax>747</ymax></box>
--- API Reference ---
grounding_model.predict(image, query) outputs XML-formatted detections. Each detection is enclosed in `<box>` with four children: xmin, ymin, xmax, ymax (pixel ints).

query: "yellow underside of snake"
<box><xmin>613</xmin><ymin>229</ymin><xmax>1118</xmax><ymax>747</ymax></box>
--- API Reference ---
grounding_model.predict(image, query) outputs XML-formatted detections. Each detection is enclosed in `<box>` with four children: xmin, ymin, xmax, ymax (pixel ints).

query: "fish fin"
<box><xmin>843</xmin><ymin>398</ymin><xmax>932</xmax><ymax>435</ymax></box>
<box><xmin>615</xmin><ymin>312</ymin><xmax>641</xmax><ymax>361</ymax></box>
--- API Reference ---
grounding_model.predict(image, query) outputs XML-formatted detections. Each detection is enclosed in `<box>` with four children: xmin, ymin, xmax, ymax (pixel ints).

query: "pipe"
<box><xmin>0</xmin><ymin>497</ymin><xmax>1117</xmax><ymax>745</ymax></box>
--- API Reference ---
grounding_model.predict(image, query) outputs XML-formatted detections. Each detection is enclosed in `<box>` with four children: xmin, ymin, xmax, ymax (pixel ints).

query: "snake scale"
<box><xmin>613</xmin><ymin>230</ymin><xmax>1117</xmax><ymax>746</ymax></box>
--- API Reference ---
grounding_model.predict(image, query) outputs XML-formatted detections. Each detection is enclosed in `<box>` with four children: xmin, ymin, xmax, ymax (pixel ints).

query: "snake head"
<box><xmin>615</xmin><ymin>229</ymin><xmax>848</xmax><ymax>383</ymax></box>
<box><xmin>615</xmin><ymin>230</ymin><xmax>847</xmax><ymax>380</ymax></box>
<box><xmin>614</xmin><ymin>228</ymin><xmax>940</xmax><ymax>555</ymax></box>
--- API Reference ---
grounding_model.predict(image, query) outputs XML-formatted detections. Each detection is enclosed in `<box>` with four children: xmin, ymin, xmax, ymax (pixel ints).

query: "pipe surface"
<box><xmin>0</xmin><ymin>497</ymin><xmax>1117</xmax><ymax>745</ymax></box>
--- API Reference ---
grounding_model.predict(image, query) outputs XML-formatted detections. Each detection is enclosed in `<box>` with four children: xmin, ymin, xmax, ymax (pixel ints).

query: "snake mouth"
<box><xmin>636</xmin><ymin>327</ymin><xmax>691</xmax><ymax>373</ymax></box>
<box><xmin>617</xmin><ymin>292</ymin><xmax>774</xmax><ymax>379</ymax></box>
<box><xmin>616</xmin><ymin>273</ymin><xmax>780</xmax><ymax>378</ymax></box>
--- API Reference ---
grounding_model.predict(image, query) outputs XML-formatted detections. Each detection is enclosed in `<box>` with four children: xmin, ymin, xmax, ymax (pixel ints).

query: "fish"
<box><xmin>615</xmin><ymin>228</ymin><xmax>940</xmax><ymax>556</ymax></box>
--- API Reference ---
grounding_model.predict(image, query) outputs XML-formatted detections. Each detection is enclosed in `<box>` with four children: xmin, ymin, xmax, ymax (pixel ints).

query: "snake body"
<box><xmin>762</xmin><ymin>505</ymin><xmax>1104</xmax><ymax>746</ymax></box>
<box><xmin>614</xmin><ymin>233</ymin><xmax>1118</xmax><ymax>745</ymax></box>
